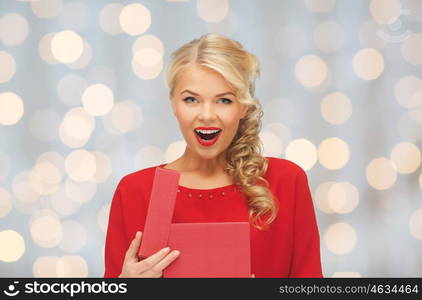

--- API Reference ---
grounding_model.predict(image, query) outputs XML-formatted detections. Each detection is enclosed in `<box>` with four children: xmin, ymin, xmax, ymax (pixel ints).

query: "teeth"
<box><xmin>195</xmin><ymin>129</ymin><xmax>220</xmax><ymax>134</ymax></box>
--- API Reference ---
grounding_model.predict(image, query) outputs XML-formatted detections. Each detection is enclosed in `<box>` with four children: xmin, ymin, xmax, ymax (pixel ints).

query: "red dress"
<box><xmin>104</xmin><ymin>157</ymin><xmax>323</xmax><ymax>277</ymax></box>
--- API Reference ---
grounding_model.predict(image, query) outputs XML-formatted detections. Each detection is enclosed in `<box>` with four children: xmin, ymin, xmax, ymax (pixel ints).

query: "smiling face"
<box><xmin>170</xmin><ymin>65</ymin><xmax>248</xmax><ymax>161</ymax></box>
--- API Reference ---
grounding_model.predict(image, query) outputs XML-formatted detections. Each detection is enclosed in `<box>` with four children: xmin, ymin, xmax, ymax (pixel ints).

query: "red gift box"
<box><xmin>138</xmin><ymin>167</ymin><xmax>251</xmax><ymax>278</ymax></box>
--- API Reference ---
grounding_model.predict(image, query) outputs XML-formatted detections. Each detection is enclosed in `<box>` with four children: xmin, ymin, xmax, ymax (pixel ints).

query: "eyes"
<box><xmin>182</xmin><ymin>96</ymin><xmax>233</xmax><ymax>105</ymax></box>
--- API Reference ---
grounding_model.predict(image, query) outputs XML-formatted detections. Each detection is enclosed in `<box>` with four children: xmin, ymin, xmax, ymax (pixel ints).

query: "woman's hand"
<box><xmin>119</xmin><ymin>231</ymin><xmax>180</xmax><ymax>278</ymax></box>
<box><xmin>251</xmin><ymin>274</ymin><xmax>255</xmax><ymax>278</ymax></box>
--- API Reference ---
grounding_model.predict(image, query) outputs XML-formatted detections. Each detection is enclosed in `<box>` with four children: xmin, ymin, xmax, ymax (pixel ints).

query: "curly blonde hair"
<box><xmin>166</xmin><ymin>33</ymin><xmax>278</xmax><ymax>230</ymax></box>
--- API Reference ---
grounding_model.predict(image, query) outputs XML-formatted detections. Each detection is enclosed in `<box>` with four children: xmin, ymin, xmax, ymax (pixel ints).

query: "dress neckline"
<box><xmin>157</xmin><ymin>163</ymin><xmax>238</xmax><ymax>193</ymax></box>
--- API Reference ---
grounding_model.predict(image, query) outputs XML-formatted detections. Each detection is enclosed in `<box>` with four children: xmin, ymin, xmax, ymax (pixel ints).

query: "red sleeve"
<box><xmin>104</xmin><ymin>180</ymin><xmax>128</xmax><ymax>278</ymax></box>
<box><xmin>289</xmin><ymin>168</ymin><xmax>323</xmax><ymax>278</ymax></box>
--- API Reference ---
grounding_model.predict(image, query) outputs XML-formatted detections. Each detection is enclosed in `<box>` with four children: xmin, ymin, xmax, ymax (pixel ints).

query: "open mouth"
<box><xmin>194</xmin><ymin>129</ymin><xmax>222</xmax><ymax>140</ymax></box>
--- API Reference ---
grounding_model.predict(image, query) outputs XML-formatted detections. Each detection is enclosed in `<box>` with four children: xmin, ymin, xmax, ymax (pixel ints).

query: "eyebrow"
<box><xmin>180</xmin><ymin>89</ymin><xmax>235</xmax><ymax>97</ymax></box>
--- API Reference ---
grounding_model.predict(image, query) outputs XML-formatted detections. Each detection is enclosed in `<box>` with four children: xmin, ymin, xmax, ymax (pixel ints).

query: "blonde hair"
<box><xmin>166</xmin><ymin>33</ymin><xmax>278</xmax><ymax>230</ymax></box>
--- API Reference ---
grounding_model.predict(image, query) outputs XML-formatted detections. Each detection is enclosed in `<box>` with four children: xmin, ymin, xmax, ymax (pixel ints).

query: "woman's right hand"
<box><xmin>119</xmin><ymin>231</ymin><xmax>180</xmax><ymax>278</ymax></box>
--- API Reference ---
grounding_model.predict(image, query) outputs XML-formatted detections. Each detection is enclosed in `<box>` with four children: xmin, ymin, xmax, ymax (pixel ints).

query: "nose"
<box><xmin>197</xmin><ymin>102</ymin><xmax>217</xmax><ymax>122</ymax></box>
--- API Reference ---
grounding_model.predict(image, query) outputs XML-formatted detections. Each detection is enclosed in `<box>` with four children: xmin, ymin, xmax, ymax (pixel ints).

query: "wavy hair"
<box><xmin>166</xmin><ymin>33</ymin><xmax>278</xmax><ymax>230</ymax></box>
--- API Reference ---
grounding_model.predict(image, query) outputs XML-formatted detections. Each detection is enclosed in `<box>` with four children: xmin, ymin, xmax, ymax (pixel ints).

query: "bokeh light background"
<box><xmin>0</xmin><ymin>0</ymin><xmax>422</xmax><ymax>277</ymax></box>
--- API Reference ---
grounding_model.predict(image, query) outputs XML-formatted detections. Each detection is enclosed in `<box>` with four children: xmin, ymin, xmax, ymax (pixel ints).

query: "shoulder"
<box><xmin>263</xmin><ymin>156</ymin><xmax>309</xmax><ymax>192</ymax></box>
<box><xmin>265</xmin><ymin>156</ymin><xmax>306</xmax><ymax>178</ymax></box>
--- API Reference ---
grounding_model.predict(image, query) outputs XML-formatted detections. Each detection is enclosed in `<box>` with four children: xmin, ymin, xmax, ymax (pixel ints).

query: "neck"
<box><xmin>177</xmin><ymin>148</ymin><xmax>227</xmax><ymax>176</ymax></box>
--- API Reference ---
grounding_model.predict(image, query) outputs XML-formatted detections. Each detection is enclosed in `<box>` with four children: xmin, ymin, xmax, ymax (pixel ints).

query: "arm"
<box><xmin>104</xmin><ymin>181</ymin><xmax>128</xmax><ymax>278</ymax></box>
<box><xmin>104</xmin><ymin>177</ymin><xmax>181</xmax><ymax>278</ymax></box>
<box><xmin>289</xmin><ymin>168</ymin><xmax>323</xmax><ymax>278</ymax></box>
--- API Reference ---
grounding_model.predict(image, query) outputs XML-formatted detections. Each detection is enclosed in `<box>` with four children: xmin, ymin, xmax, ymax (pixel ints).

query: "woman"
<box><xmin>104</xmin><ymin>33</ymin><xmax>323</xmax><ymax>278</ymax></box>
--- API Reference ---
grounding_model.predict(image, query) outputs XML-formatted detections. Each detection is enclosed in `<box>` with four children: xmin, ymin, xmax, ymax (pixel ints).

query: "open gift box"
<box><xmin>138</xmin><ymin>167</ymin><xmax>251</xmax><ymax>278</ymax></box>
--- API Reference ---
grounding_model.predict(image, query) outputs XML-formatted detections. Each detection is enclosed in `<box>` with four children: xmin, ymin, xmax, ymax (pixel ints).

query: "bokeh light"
<box><xmin>0</xmin><ymin>13</ymin><xmax>29</xmax><ymax>46</ymax></box>
<box><xmin>295</xmin><ymin>55</ymin><xmax>328</xmax><ymax>88</ymax></box>
<box><xmin>65</xmin><ymin>150</ymin><xmax>97</xmax><ymax>182</ymax></box>
<box><xmin>61</xmin><ymin>107</ymin><xmax>95</xmax><ymax>140</ymax></box>
<box><xmin>320</xmin><ymin>92</ymin><xmax>352</xmax><ymax>125</ymax></box>
<box><xmin>82</xmin><ymin>84</ymin><xmax>114</xmax><ymax>116</ymax></box>
<box><xmin>401</xmin><ymin>33</ymin><xmax>422</xmax><ymax>65</ymax></box>
<box><xmin>12</xmin><ymin>171</ymin><xmax>40</xmax><ymax>204</ymax></box>
<box><xmin>264</xmin><ymin>122</ymin><xmax>291</xmax><ymax>149</ymax></box>
<box><xmin>38</xmin><ymin>33</ymin><xmax>60</xmax><ymax>64</ymax></box>
<box><xmin>315</xmin><ymin>181</ymin><xmax>336</xmax><ymax>214</ymax></box>
<box><xmin>135</xmin><ymin>145</ymin><xmax>166</xmax><ymax>169</ymax></box>
<box><xmin>353</xmin><ymin>48</ymin><xmax>384</xmax><ymax>80</ymax></box>
<box><xmin>369</xmin><ymin>0</ymin><xmax>401</xmax><ymax>24</ymax></box>
<box><xmin>285</xmin><ymin>139</ymin><xmax>318</xmax><ymax>171</ymax></box>
<box><xmin>0</xmin><ymin>51</ymin><xmax>16</xmax><ymax>83</ymax></box>
<box><xmin>0</xmin><ymin>230</ymin><xmax>25</xmax><ymax>262</ymax></box>
<box><xmin>394</xmin><ymin>76</ymin><xmax>422</xmax><ymax>109</ymax></box>
<box><xmin>107</xmin><ymin>100</ymin><xmax>143</xmax><ymax>134</ymax></box>
<box><xmin>133</xmin><ymin>48</ymin><xmax>162</xmax><ymax>67</ymax></box>
<box><xmin>56</xmin><ymin>255</ymin><xmax>88</xmax><ymax>277</ymax></box>
<box><xmin>197</xmin><ymin>0</ymin><xmax>229</xmax><ymax>23</ymax></box>
<box><xmin>324</xmin><ymin>222</ymin><xmax>357</xmax><ymax>255</ymax></box>
<box><xmin>65</xmin><ymin>39</ymin><xmax>92</xmax><ymax>69</ymax></box>
<box><xmin>119</xmin><ymin>3</ymin><xmax>151</xmax><ymax>36</ymax></box>
<box><xmin>132</xmin><ymin>34</ymin><xmax>165</xmax><ymax>57</ymax></box>
<box><xmin>0</xmin><ymin>92</ymin><xmax>24</xmax><ymax>126</ymax></box>
<box><xmin>92</xmin><ymin>151</ymin><xmax>112</xmax><ymax>183</ymax></box>
<box><xmin>30</xmin><ymin>214</ymin><xmax>63</xmax><ymax>248</ymax></box>
<box><xmin>50</xmin><ymin>186</ymin><xmax>82</xmax><ymax>216</ymax></box>
<box><xmin>165</xmin><ymin>140</ymin><xmax>187</xmax><ymax>163</ymax></box>
<box><xmin>34</xmin><ymin>255</ymin><xmax>89</xmax><ymax>277</ymax></box>
<box><xmin>31</xmin><ymin>0</ymin><xmax>63</xmax><ymax>19</ymax></box>
<box><xmin>59</xmin><ymin>107</ymin><xmax>95</xmax><ymax>148</ymax></box>
<box><xmin>366</xmin><ymin>157</ymin><xmax>398</xmax><ymax>190</ymax></box>
<box><xmin>29</xmin><ymin>161</ymin><xmax>62</xmax><ymax>196</ymax></box>
<box><xmin>132</xmin><ymin>59</ymin><xmax>164</xmax><ymax>80</ymax></box>
<box><xmin>51</xmin><ymin>30</ymin><xmax>84</xmax><ymax>63</ymax></box>
<box><xmin>64</xmin><ymin>178</ymin><xmax>97</xmax><ymax>203</ymax></box>
<box><xmin>33</xmin><ymin>256</ymin><xmax>59</xmax><ymax>277</ymax></box>
<box><xmin>260</xmin><ymin>131</ymin><xmax>283</xmax><ymax>157</ymax></box>
<box><xmin>327</xmin><ymin>182</ymin><xmax>359</xmax><ymax>214</ymax></box>
<box><xmin>390</xmin><ymin>142</ymin><xmax>421</xmax><ymax>174</ymax></box>
<box><xmin>98</xmin><ymin>204</ymin><xmax>111</xmax><ymax>233</ymax></box>
<box><xmin>318</xmin><ymin>137</ymin><xmax>350</xmax><ymax>170</ymax></box>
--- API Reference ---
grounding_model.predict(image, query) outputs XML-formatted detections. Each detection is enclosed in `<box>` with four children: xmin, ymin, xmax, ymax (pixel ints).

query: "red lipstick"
<box><xmin>193</xmin><ymin>127</ymin><xmax>222</xmax><ymax>147</ymax></box>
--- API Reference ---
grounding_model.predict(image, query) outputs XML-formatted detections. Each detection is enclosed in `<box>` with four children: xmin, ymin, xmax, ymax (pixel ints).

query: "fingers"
<box><xmin>136</xmin><ymin>247</ymin><xmax>180</xmax><ymax>274</ymax></box>
<box><xmin>251</xmin><ymin>273</ymin><xmax>255</xmax><ymax>278</ymax></box>
<box><xmin>152</xmin><ymin>249</ymin><xmax>181</xmax><ymax>271</ymax></box>
<box><xmin>125</xmin><ymin>231</ymin><xmax>142</xmax><ymax>262</ymax></box>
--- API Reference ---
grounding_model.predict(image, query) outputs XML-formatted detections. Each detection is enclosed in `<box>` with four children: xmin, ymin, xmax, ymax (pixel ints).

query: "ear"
<box><xmin>240</xmin><ymin>103</ymin><xmax>249</xmax><ymax>119</ymax></box>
